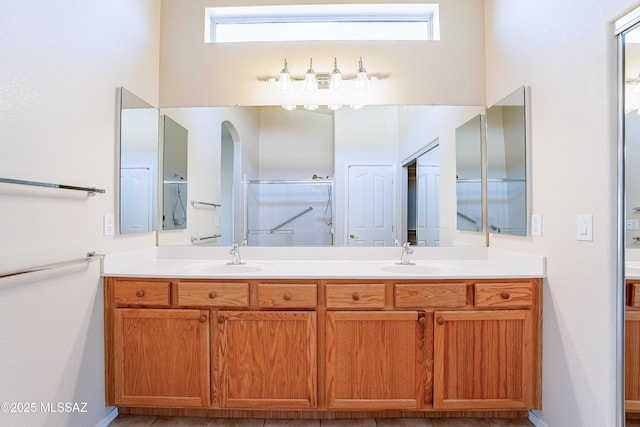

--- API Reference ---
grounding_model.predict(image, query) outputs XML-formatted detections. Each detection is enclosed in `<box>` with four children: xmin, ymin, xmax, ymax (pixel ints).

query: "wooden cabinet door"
<box><xmin>626</xmin><ymin>310</ymin><xmax>640</xmax><ymax>410</ymax></box>
<box><xmin>113</xmin><ymin>308</ymin><xmax>210</xmax><ymax>407</ymax></box>
<box><xmin>433</xmin><ymin>310</ymin><xmax>533</xmax><ymax>409</ymax></box>
<box><xmin>325</xmin><ymin>311</ymin><xmax>425</xmax><ymax>409</ymax></box>
<box><xmin>216</xmin><ymin>311</ymin><xmax>317</xmax><ymax>409</ymax></box>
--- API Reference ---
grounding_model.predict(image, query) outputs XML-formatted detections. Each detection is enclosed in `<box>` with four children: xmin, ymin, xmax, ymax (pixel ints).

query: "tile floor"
<box><xmin>109</xmin><ymin>415</ymin><xmax>536</xmax><ymax>427</ymax></box>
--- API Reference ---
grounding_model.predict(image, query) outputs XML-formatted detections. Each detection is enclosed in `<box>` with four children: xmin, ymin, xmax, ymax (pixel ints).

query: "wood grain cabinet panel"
<box><xmin>113</xmin><ymin>280</ymin><xmax>170</xmax><ymax>306</ymax></box>
<box><xmin>630</xmin><ymin>283</ymin><xmax>640</xmax><ymax>308</ymax></box>
<box><xmin>177</xmin><ymin>282</ymin><xmax>249</xmax><ymax>307</ymax></box>
<box><xmin>113</xmin><ymin>308</ymin><xmax>210</xmax><ymax>407</ymax></box>
<box><xmin>256</xmin><ymin>283</ymin><xmax>317</xmax><ymax>308</ymax></box>
<box><xmin>394</xmin><ymin>283</ymin><xmax>467</xmax><ymax>308</ymax></box>
<box><xmin>216</xmin><ymin>311</ymin><xmax>317</xmax><ymax>409</ymax></box>
<box><xmin>433</xmin><ymin>310</ymin><xmax>534</xmax><ymax>409</ymax></box>
<box><xmin>325</xmin><ymin>311</ymin><xmax>425</xmax><ymax>409</ymax></box>
<box><xmin>626</xmin><ymin>310</ymin><xmax>640</xmax><ymax>411</ymax></box>
<box><xmin>326</xmin><ymin>284</ymin><xmax>385</xmax><ymax>308</ymax></box>
<box><xmin>475</xmin><ymin>283</ymin><xmax>533</xmax><ymax>309</ymax></box>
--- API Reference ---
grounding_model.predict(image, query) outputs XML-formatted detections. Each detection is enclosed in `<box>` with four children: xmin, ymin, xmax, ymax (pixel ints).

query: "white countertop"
<box><xmin>102</xmin><ymin>246</ymin><xmax>546</xmax><ymax>280</ymax></box>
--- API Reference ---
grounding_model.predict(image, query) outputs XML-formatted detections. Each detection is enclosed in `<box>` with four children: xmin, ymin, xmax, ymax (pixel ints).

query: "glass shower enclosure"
<box><xmin>245</xmin><ymin>179</ymin><xmax>334</xmax><ymax>246</ymax></box>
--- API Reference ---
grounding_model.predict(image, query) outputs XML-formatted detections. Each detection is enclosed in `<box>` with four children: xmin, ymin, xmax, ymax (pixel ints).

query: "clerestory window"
<box><xmin>205</xmin><ymin>4</ymin><xmax>440</xmax><ymax>43</ymax></box>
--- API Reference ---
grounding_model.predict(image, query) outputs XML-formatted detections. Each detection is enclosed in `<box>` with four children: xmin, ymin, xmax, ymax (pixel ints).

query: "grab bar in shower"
<box><xmin>0</xmin><ymin>177</ymin><xmax>106</xmax><ymax>195</ymax></box>
<box><xmin>191</xmin><ymin>234</ymin><xmax>222</xmax><ymax>243</ymax></box>
<box><xmin>270</xmin><ymin>207</ymin><xmax>313</xmax><ymax>233</ymax></box>
<box><xmin>0</xmin><ymin>252</ymin><xmax>104</xmax><ymax>281</ymax></box>
<box><xmin>191</xmin><ymin>200</ymin><xmax>221</xmax><ymax>208</ymax></box>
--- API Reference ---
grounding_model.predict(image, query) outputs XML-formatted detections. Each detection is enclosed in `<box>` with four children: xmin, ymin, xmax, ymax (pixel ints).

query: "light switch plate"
<box><xmin>577</xmin><ymin>214</ymin><xmax>593</xmax><ymax>241</ymax></box>
<box><xmin>531</xmin><ymin>214</ymin><xmax>542</xmax><ymax>237</ymax></box>
<box><xmin>104</xmin><ymin>214</ymin><xmax>115</xmax><ymax>236</ymax></box>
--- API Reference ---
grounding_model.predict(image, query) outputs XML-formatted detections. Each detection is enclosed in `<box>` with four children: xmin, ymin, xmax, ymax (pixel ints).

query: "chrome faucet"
<box><xmin>229</xmin><ymin>242</ymin><xmax>242</xmax><ymax>265</ymax></box>
<box><xmin>400</xmin><ymin>242</ymin><xmax>414</xmax><ymax>265</ymax></box>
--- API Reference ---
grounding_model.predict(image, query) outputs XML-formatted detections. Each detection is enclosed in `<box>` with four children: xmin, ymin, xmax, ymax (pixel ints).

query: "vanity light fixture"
<box><xmin>269</xmin><ymin>57</ymin><xmax>381</xmax><ymax>111</ymax></box>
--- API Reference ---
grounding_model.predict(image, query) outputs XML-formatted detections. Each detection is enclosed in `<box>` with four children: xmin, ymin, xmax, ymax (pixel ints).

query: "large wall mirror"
<box><xmin>118</xmin><ymin>87</ymin><xmax>158</xmax><ymax>234</ymax></box>
<box><xmin>621</xmin><ymin>17</ymin><xmax>640</xmax><ymax>422</ymax></box>
<box><xmin>486</xmin><ymin>86</ymin><xmax>528</xmax><ymax>237</ymax></box>
<box><xmin>157</xmin><ymin>105</ymin><xmax>488</xmax><ymax>247</ymax></box>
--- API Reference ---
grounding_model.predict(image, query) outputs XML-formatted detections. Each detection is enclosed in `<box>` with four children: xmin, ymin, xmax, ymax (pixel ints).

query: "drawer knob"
<box><xmin>217</xmin><ymin>317</ymin><xmax>225</xmax><ymax>324</ymax></box>
<box><xmin>436</xmin><ymin>317</ymin><xmax>445</xmax><ymax>326</ymax></box>
<box><xmin>501</xmin><ymin>292</ymin><xmax>511</xmax><ymax>300</ymax></box>
<box><xmin>208</xmin><ymin>291</ymin><xmax>217</xmax><ymax>299</ymax></box>
<box><xmin>136</xmin><ymin>290</ymin><xmax>145</xmax><ymax>298</ymax></box>
<box><xmin>283</xmin><ymin>293</ymin><xmax>292</xmax><ymax>301</ymax></box>
<box><xmin>199</xmin><ymin>315</ymin><xmax>207</xmax><ymax>323</ymax></box>
<box><xmin>352</xmin><ymin>292</ymin><xmax>360</xmax><ymax>301</ymax></box>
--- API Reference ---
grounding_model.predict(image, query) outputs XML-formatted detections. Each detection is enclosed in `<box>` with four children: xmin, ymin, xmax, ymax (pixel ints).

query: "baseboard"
<box><xmin>95</xmin><ymin>406</ymin><xmax>118</xmax><ymax>427</ymax></box>
<box><xmin>529</xmin><ymin>410</ymin><xmax>549</xmax><ymax>427</ymax></box>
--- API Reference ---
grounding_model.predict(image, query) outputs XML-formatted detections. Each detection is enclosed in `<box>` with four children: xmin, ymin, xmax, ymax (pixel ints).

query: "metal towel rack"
<box><xmin>191</xmin><ymin>200</ymin><xmax>221</xmax><ymax>208</ymax></box>
<box><xmin>191</xmin><ymin>234</ymin><xmax>221</xmax><ymax>243</ymax></box>
<box><xmin>0</xmin><ymin>178</ymin><xmax>106</xmax><ymax>195</ymax></box>
<box><xmin>0</xmin><ymin>252</ymin><xmax>104</xmax><ymax>280</ymax></box>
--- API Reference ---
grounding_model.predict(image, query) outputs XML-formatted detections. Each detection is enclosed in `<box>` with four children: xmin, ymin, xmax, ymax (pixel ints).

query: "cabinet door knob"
<box><xmin>136</xmin><ymin>290</ymin><xmax>145</xmax><ymax>298</ymax></box>
<box><xmin>418</xmin><ymin>317</ymin><xmax>426</xmax><ymax>325</ymax></box>
<box><xmin>208</xmin><ymin>291</ymin><xmax>217</xmax><ymax>299</ymax></box>
<box><xmin>501</xmin><ymin>292</ymin><xmax>511</xmax><ymax>300</ymax></box>
<box><xmin>436</xmin><ymin>317</ymin><xmax>445</xmax><ymax>325</ymax></box>
<box><xmin>352</xmin><ymin>292</ymin><xmax>360</xmax><ymax>301</ymax></box>
<box><xmin>217</xmin><ymin>317</ymin><xmax>225</xmax><ymax>324</ymax></box>
<box><xmin>283</xmin><ymin>293</ymin><xmax>292</xmax><ymax>301</ymax></box>
<box><xmin>349</xmin><ymin>234</ymin><xmax>355</xmax><ymax>238</ymax></box>
<box><xmin>199</xmin><ymin>315</ymin><xmax>207</xmax><ymax>323</ymax></box>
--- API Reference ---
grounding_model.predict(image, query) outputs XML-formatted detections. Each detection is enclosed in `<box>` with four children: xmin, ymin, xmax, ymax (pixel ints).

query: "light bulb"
<box><xmin>329</xmin><ymin>57</ymin><xmax>343</xmax><ymax>91</ymax></box>
<box><xmin>355</xmin><ymin>57</ymin><xmax>370</xmax><ymax>90</ymax></box>
<box><xmin>281</xmin><ymin>105</ymin><xmax>297</xmax><ymax>111</ymax></box>
<box><xmin>277</xmin><ymin>58</ymin><xmax>293</xmax><ymax>92</ymax></box>
<box><xmin>304</xmin><ymin>104</ymin><xmax>319</xmax><ymax>111</ymax></box>
<box><xmin>303</xmin><ymin>58</ymin><xmax>317</xmax><ymax>92</ymax></box>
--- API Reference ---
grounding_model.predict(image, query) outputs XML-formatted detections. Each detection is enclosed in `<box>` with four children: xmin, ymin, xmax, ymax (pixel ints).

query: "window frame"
<box><xmin>205</xmin><ymin>4</ymin><xmax>440</xmax><ymax>43</ymax></box>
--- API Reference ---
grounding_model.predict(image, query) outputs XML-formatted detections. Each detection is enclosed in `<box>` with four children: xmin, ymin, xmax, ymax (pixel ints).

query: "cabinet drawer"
<box><xmin>475</xmin><ymin>283</ymin><xmax>533</xmax><ymax>308</ymax></box>
<box><xmin>326</xmin><ymin>284</ymin><xmax>385</xmax><ymax>308</ymax></box>
<box><xmin>394</xmin><ymin>283</ymin><xmax>467</xmax><ymax>308</ymax></box>
<box><xmin>257</xmin><ymin>283</ymin><xmax>317</xmax><ymax>308</ymax></box>
<box><xmin>177</xmin><ymin>282</ymin><xmax>249</xmax><ymax>307</ymax></box>
<box><xmin>113</xmin><ymin>281</ymin><xmax>170</xmax><ymax>306</ymax></box>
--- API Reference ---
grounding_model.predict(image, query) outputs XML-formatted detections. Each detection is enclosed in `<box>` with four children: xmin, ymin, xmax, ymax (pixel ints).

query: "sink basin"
<box><xmin>185</xmin><ymin>261</ymin><xmax>272</xmax><ymax>274</ymax></box>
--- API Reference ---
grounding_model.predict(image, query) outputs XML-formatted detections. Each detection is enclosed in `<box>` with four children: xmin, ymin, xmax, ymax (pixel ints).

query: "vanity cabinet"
<box><xmin>216</xmin><ymin>310</ymin><xmax>317</xmax><ymax>409</ymax></box>
<box><xmin>112</xmin><ymin>308</ymin><xmax>210</xmax><ymax>407</ymax></box>
<box><xmin>325</xmin><ymin>310</ymin><xmax>426</xmax><ymax>409</ymax></box>
<box><xmin>433</xmin><ymin>309</ymin><xmax>533</xmax><ymax>409</ymax></box>
<box><xmin>104</xmin><ymin>276</ymin><xmax>541</xmax><ymax>417</ymax></box>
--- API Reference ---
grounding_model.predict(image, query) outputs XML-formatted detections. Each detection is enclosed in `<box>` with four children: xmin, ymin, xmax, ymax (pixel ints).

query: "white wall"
<box><xmin>0</xmin><ymin>1</ymin><xmax>161</xmax><ymax>426</ymax></box>
<box><xmin>158</xmin><ymin>0</ymin><xmax>486</xmax><ymax>108</ymax></box>
<box><xmin>484</xmin><ymin>1</ymin><xmax>634</xmax><ymax>425</ymax></box>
